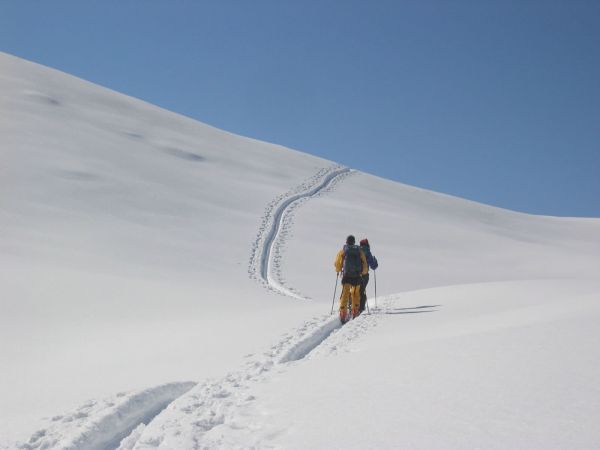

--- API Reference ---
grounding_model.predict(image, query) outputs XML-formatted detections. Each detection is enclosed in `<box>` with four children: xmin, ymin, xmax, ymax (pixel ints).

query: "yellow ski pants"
<box><xmin>339</xmin><ymin>283</ymin><xmax>361</xmax><ymax>312</ymax></box>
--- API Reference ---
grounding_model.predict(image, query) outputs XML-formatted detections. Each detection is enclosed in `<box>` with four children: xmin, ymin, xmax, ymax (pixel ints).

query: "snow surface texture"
<box><xmin>2</xmin><ymin>51</ymin><xmax>600</xmax><ymax>449</ymax></box>
<box><xmin>18</xmin><ymin>383</ymin><xmax>195</xmax><ymax>450</ymax></box>
<box><xmin>248</xmin><ymin>165</ymin><xmax>354</xmax><ymax>299</ymax></box>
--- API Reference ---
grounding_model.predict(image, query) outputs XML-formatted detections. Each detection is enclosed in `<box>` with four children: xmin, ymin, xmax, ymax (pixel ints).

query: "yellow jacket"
<box><xmin>334</xmin><ymin>246</ymin><xmax>368</xmax><ymax>276</ymax></box>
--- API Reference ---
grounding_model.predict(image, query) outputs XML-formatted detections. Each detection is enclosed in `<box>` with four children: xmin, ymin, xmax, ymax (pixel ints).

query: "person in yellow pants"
<box><xmin>334</xmin><ymin>235</ymin><xmax>368</xmax><ymax>323</ymax></box>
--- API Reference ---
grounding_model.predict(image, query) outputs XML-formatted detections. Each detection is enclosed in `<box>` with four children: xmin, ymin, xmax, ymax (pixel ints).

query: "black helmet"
<box><xmin>346</xmin><ymin>235</ymin><xmax>355</xmax><ymax>245</ymax></box>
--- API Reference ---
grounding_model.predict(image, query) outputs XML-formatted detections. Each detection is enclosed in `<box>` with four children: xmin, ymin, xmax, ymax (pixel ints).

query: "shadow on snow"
<box><xmin>371</xmin><ymin>305</ymin><xmax>441</xmax><ymax>315</ymax></box>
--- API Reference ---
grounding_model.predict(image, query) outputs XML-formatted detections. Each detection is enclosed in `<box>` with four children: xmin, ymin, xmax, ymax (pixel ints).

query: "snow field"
<box><xmin>0</xmin><ymin>51</ymin><xmax>333</xmax><ymax>442</ymax></box>
<box><xmin>2</xmin><ymin>51</ymin><xmax>600</xmax><ymax>449</ymax></box>
<box><xmin>246</xmin><ymin>280</ymin><xmax>600</xmax><ymax>450</ymax></box>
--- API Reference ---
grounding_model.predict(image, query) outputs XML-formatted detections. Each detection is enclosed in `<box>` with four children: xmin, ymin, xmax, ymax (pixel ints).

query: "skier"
<box><xmin>359</xmin><ymin>238</ymin><xmax>378</xmax><ymax>313</ymax></box>
<box><xmin>334</xmin><ymin>235</ymin><xmax>367</xmax><ymax>323</ymax></box>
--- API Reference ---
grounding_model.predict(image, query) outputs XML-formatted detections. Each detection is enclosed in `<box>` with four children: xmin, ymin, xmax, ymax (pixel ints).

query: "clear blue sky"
<box><xmin>2</xmin><ymin>0</ymin><xmax>599</xmax><ymax>216</ymax></box>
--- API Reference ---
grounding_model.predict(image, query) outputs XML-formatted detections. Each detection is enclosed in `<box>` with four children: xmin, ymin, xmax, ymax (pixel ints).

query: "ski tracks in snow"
<box><xmin>17</xmin><ymin>165</ymin><xmax>379</xmax><ymax>450</ymax></box>
<box><xmin>16</xmin><ymin>309</ymin><xmax>386</xmax><ymax>450</ymax></box>
<box><xmin>127</xmin><ymin>299</ymin><xmax>398</xmax><ymax>449</ymax></box>
<box><xmin>248</xmin><ymin>165</ymin><xmax>353</xmax><ymax>299</ymax></box>
<box><xmin>123</xmin><ymin>311</ymin><xmax>385</xmax><ymax>449</ymax></box>
<box><xmin>17</xmin><ymin>383</ymin><xmax>195</xmax><ymax>450</ymax></box>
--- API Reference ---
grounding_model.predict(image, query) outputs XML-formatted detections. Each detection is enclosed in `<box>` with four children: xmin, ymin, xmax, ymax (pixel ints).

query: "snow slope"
<box><xmin>0</xmin><ymin>51</ymin><xmax>335</xmax><ymax>443</ymax></box>
<box><xmin>248</xmin><ymin>280</ymin><xmax>600</xmax><ymax>450</ymax></box>
<box><xmin>1</xmin><ymin>52</ymin><xmax>599</xmax><ymax>449</ymax></box>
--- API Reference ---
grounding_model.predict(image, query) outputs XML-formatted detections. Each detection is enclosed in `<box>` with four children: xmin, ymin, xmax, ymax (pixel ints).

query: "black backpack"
<box><xmin>343</xmin><ymin>245</ymin><xmax>362</xmax><ymax>277</ymax></box>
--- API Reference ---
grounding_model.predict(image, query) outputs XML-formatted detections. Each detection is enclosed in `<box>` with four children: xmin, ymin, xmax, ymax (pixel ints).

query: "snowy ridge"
<box><xmin>248</xmin><ymin>165</ymin><xmax>353</xmax><ymax>299</ymax></box>
<box><xmin>17</xmin><ymin>382</ymin><xmax>195</xmax><ymax>450</ymax></box>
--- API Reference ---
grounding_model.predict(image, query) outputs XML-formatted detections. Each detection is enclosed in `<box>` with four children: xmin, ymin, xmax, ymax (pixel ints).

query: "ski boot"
<box><xmin>339</xmin><ymin>308</ymin><xmax>349</xmax><ymax>324</ymax></box>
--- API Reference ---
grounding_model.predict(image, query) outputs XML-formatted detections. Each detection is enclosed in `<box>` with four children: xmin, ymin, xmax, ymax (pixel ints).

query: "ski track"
<box><xmin>17</xmin><ymin>165</ymin><xmax>376</xmax><ymax>450</ymax></box>
<box><xmin>248</xmin><ymin>164</ymin><xmax>354</xmax><ymax>299</ymax></box>
<box><xmin>127</xmin><ymin>307</ymin><xmax>389</xmax><ymax>450</ymax></box>
<box><xmin>17</xmin><ymin>382</ymin><xmax>196</xmax><ymax>450</ymax></box>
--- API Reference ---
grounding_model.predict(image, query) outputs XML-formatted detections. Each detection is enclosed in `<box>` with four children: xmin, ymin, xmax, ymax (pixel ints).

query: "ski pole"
<box><xmin>330</xmin><ymin>272</ymin><xmax>340</xmax><ymax>314</ymax></box>
<box><xmin>374</xmin><ymin>270</ymin><xmax>377</xmax><ymax>310</ymax></box>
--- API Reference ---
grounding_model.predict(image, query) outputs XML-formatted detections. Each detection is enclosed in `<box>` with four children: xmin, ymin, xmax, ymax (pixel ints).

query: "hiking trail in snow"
<box><xmin>248</xmin><ymin>164</ymin><xmax>353</xmax><ymax>299</ymax></box>
<box><xmin>16</xmin><ymin>165</ymin><xmax>381</xmax><ymax>450</ymax></box>
<box><xmin>15</xmin><ymin>298</ymin><xmax>436</xmax><ymax>449</ymax></box>
<box><xmin>16</xmin><ymin>307</ymin><xmax>390</xmax><ymax>450</ymax></box>
<box><xmin>17</xmin><ymin>383</ymin><xmax>196</xmax><ymax>450</ymax></box>
<box><xmin>120</xmin><ymin>303</ymin><xmax>390</xmax><ymax>449</ymax></box>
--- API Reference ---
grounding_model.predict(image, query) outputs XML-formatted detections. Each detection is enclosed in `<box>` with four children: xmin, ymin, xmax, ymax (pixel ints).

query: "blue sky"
<box><xmin>2</xmin><ymin>0</ymin><xmax>599</xmax><ymax>216</ymax></box>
